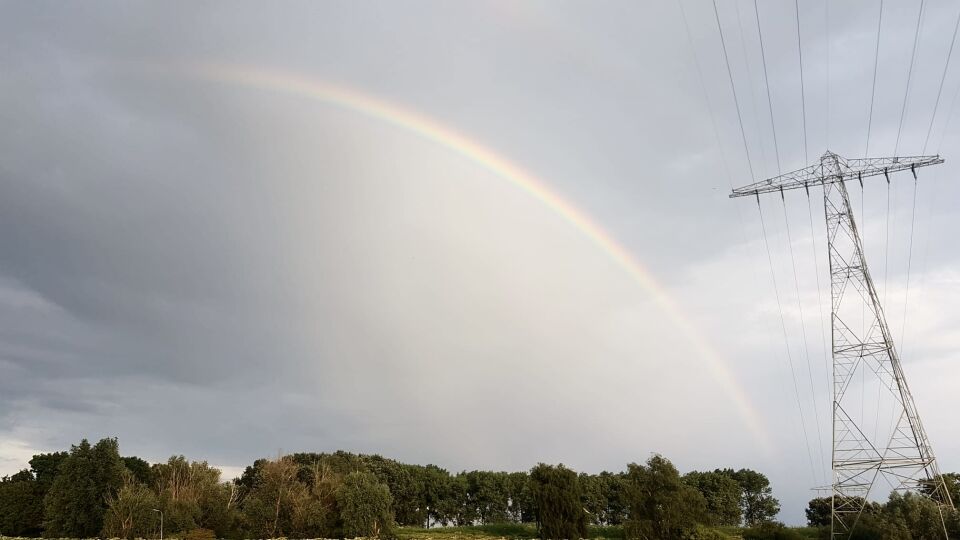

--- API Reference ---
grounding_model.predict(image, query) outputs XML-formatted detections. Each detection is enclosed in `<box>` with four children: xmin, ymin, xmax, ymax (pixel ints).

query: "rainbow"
<box><xmin>193</xmin><ymin>64</ymin><xmax>772</xmax><ymax>452</ymax></box>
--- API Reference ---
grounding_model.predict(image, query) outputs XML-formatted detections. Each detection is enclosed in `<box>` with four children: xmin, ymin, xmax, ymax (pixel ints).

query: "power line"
<box><xmin>676</xmin><ymin>0</ymin><xmax>735</xmax><ymax>191</ymax></box>
<box><xmin>900</xmin><ymin>176</ymin><xmax>919</xmax><ymax>348</ymax></box>
<box><xmin>817</xmin><ymin>1</ymin><xmax>832</xmax><ymax>416</ymax></box>
<box><xmin>894</xmin><ymin>0</ymin><xmax>926</xmax><ymax>155</ymax></box>
<box><xmin>693</xmin><ymin>0</ymin><xmax>818</xmax><ymax>483</ymax></box>
<box><xmin>903</xmin><ymin>5</ymin><xmax>960</xmax><ymax>363</ymax></box>
<box><xmin>734</xmin><ymin>0</ymin><xmax>770</xmax><ymax>177</ymax></box>
<box><xmin>866</xmin><ymin>0</ymin><xmax>884</xmax><ymax>156</ymax></box>
<box><xmin>936</xmin><ymin>65</ymin><xmax>960</xmax><ymax>152</ymax></box>
<box><xmin>860</xmin><ymin>183</ymin><xmax>866</xmax><ymax>436</ymax></box>
<box><xmin>678</xmin><ymin>0</ymin><xmax>787</xmax><ymax>420</ymax></box>
<box><xmin>884</xmin><ymin>183</ymin><xmax>892</xmax><ymax>302</ymax></box>
<box><xmin>753</xmin><ymin>0</ymin><xmax>781</xmax><ymax>175</ymax></box>
<box><xmin>923</xmin><ymin>4</ymin><xmax>960</xmax><ymax>153</ymax></box>
<box><xmin>745</xmin><ymin>7</ymin><xmax>819</xmax><ymax>482</ymax></box>
<box><xmin>780</xmin><ymin>192</ymin><xmax>827</xmax><ymax>483</ymax></box>
<box><xmin>794</xmin><ymin>0</ymin><xmax>809</xmax><ymax>164</ymax></box>
<box><xmin>713</xmin><ymin>0</ymin><xmax>756</xmax><ymax>181</ymax></box>
<box><xmin>825</xmin><ymin>0</ymin><xmax>830</xmax><ymax>149</ymax></box>
<box><xmin>859</xmin><ymin>184</ymin><xmax>867</xmax><ymax>451</ymax></box>
<box><xmin>909</xmin><ymin>7</ymin><xmax>960</xmax><ymax>367</ymax></box>
<box><xmin>677</xmin><ymin>3</ymin><xmax>805</xmax><ymax>463</ymax></box>
<box><xmin>756</xmin><ymin>196</ymin><xmax>818</xmax><ymax>486</ymax></box>
<box><xmin>806</xmin><ymin>194</ymin><xmax>831</xmax><ymax>419</ymax></box>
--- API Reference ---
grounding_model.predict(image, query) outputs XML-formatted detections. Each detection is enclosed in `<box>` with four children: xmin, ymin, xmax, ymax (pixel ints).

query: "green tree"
<box><xmin>29</xmin><ymin>452</ymin><xmax>68</xmax><ymax>488</ymax></box>
<box><xmin>237</xmin><ymin>458</ymin><xmax>267</xmax><ymax>493</ymax></box>
<box><xmin>580</xmin><ymin>473</ymin><xmax>608</xmax><ymax>525</ymax></box>
<box><xmin>884</xmin><ymin>491</ymin><xmax>948</xmax><ymax>540</ymax></box>
<box><xmin>947</xmin><ymin>507</ymin><xmax>960</xmax><ymax>539</ymax></box>
<box><xmin>153</xmin><ymin>456</ymin><xmax>222</xmax><ymax>503</ymax></box>
<box><xmin>805</xmin><ymin>497</ymin><xmax>831</xmax><ymax>527</ymax></box>
<box><xmin>151</xmin><ymin>455</ymin><xmax>238</xmax><ymax>535</ymax></box>
<box><xmin>622</xmin><ymin>455</ymin><xmax>705</xmax><ymax>540</ymax></box>
<box><xmin>122</xmin><ymin>456</ymin><xmax>155</xmax><ymax>486</ymax></box>
<box><xmin>420</xmin><ymin>465</ymin><xmax>454</xmax><ymax>526</ymax></box>
<box><xmin>444</xmin><ymin>473</ymin><xmax>472</xmax><ymax>526</ymax></box>
<box><xmin>528</xmin><ymin>463</ymin><xmax>587</xmax><ymax>540</ymax></box>
<box><xmin>465</xmin><ymin>470</ymin><xmax>511</xmax><ymax>524</ymax></box>
<box><xmin>920</xmin><ymin>472</ymin><xmax>960</xmax><ymax>511</ymax></box>
<box><xmin>599</xmin><ymin>471</ymin><xmax>628</xmax><ymax>525</ymax></box>
<box><xmin>335</xmin><ymin>471</ymin><xmax>395</xmax><ymax>538</ymax></box>
<box><xmin>724</xmin><ymin>469</ymin><xmax>780</xmax><ymax>526</ymax></box>
<box><xmin>363</xmin><ymin>456</ymin><xmax>423</xmax><ymax>526</ymax></box>
<box><xmin>198</xmin><ymin>481</ymin><xmax>243</xmax><ymax>538</ymax></box>
<box><xmin>102</xmin><ymin>474</ymin><xmax>159</xmax><ymax>539</ymax></box>
<box><xmin>240</xmin><ymin>456</ymin><xmax>308</xmax><ymax>538</ymax></box>
<box><xmin>43</xmin><ymin>438</ymin><xmax>126</xmax><ymax>537</ymax></box>
<box><xmin>506</xmin><ymin>471</ymin><xmax>534</xmax><ymax>524</ymax></box>
<box><xmin>944</xmin><ymin>473</ymin><xmax>960</xmax><ymax>506</ymax></box>
<box><xmin>847</xmin><ymin>507</ymin><xmax>910</xmax><ymax>540</ymax></box>
<box><xmin>0</xmin><ymin>451</ymin><xmax>68</xmax><ymax>536</ymax></box>
<box><xmin>0</xmin><ymin>470</ymin><xmax>44</xmax><ymax>536</ymax></box>
<box><xmin>684</xmin><ymin>470</ymin><xmax>743</xmax><ymax>526</ymax></box>
<box><xmin>301</xmin><ymin>459</ymin><xmax>342</xmax><ymax>534</ymax></box>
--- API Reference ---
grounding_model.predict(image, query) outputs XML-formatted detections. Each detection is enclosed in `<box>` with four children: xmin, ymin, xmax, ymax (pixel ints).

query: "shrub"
<box><xmin>690</xmin><ymin>525</ymin><xmax>737</xmax><ymax>540</ymax></box>
<box><xmin>741</xmin><ymin>522</ymin><xmax>806</xmax><ymax>540</ymax></box>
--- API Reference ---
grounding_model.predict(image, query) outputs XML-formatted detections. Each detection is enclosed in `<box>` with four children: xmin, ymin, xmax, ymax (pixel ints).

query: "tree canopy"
<box><xmin>5</xmin><ymin>434</ymin><xmax>956</xmax><ymax>540</ymax></box>
<box><xmin>528</xmin><ymin>463</ymin><xmax>587</xmax><ymax>540</ymax></box>
<box><xmin>622</xmin><ymin>455</ymin><xmax>706</xmax><ymax>540</ymax></box>
<box><xmin>42</xmin><ymin>438</ymin><xmax>125</xmax><ymax>537</ymax></box>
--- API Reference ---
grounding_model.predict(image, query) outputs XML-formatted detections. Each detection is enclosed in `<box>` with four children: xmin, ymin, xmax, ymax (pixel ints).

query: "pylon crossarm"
<box><xmin>729</xmin><ymin>162</ymin><xmax>821</xmax><ymax>198</ymax></box>
<box><xmin>729</xmin><ymin>152</ymin><xmax>943</xmax><ymax>198</ymax></box>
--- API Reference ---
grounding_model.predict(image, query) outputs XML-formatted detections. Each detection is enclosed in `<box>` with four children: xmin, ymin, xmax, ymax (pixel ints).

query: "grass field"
<box><xmin>397</xmin><ymin>523</ymin><xmax>621</xmax><ymax>540</ymax></box>
<box><xmin>398</xmin><ymin>523</ymin><xmax>545</xmax><ymax>540</ymax></box>
<box><xmin>397</xmin><ymin>524</ymin><xmax>822</xmax><ymax>540</ymax></box>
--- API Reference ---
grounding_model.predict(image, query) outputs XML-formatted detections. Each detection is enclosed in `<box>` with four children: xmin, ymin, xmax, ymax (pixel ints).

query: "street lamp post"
<box><xmin>153</xmin><ymin>509</ymin><xmax>163</xmax><ymax>540</ymax></box>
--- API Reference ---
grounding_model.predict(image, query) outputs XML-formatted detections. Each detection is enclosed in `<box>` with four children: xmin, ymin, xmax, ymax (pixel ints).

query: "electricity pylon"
<box><xmin>731</xmin><ymin>151</ymin><xmax>955</xmax><ymax>539</ymax></box>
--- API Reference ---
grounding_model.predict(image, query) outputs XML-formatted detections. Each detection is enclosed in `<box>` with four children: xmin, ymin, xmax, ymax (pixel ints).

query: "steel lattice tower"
<box><xmin>731</xmin><ymin>151</ymin><xmax>955</xmax><ymax>539</ymax></box>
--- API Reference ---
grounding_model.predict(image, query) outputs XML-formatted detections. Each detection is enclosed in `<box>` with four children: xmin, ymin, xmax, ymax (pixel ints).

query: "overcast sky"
<box><xmin>2</xmin><ymin>0</ymin><xmax>960</xmax><ymax>525</ymax></box>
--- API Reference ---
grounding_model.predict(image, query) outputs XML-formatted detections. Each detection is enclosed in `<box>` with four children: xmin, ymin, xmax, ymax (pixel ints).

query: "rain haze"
<box><xmin>2</xmin><ymin>0</ymin><xmax>960</xmax><ymax>526</ymax></box>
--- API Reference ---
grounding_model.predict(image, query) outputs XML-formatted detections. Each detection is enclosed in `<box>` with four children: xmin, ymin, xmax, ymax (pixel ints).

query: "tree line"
<box><xmin>804</xmin><ymin>475</ymin><xmax>960</xmax><ymax>540</ymax></box>
<box><xmin>4</xmin><ymin>437</ymin><xmax>957</xmax><ymax>539</ymax></box>
<box><xmin>0</xmin><ymin>437</ymin><xmax>786</xmax><ymax>539</ymax></box>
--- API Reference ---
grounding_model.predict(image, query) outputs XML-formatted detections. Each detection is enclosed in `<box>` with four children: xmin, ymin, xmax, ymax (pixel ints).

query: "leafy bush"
<box><xmin>742</xmin><ymin>522</ymin><xmax>807</xmax><ymax>540</ymax></box>
<box><xmin>690</xmin><ymin>524</ymin><xmax>737</xmax><ymax>540</ymax></box>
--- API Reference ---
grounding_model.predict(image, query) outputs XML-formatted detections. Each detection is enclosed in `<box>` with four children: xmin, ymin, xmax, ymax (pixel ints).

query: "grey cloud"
<box><xmin>2</xmin><ymin>0</ymin><xmax>960</xmax><ymax>525</ymax></box>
